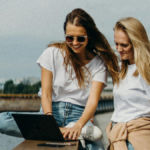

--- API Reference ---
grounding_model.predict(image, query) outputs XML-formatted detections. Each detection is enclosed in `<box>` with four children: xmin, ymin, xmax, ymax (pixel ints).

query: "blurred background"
<box><xmin>0</xmin><ymin>0</ymin><xmax>150</xmax><ymax>149</ymax></box>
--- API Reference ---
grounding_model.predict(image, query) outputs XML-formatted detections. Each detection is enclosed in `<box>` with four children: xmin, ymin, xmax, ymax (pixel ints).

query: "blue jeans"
<box><xmin>0</xmin><ymin>102</ymin><xmax>104</xmax><ymax>150</ymax></box>
<box><xmin>112</xmin><ymin>122</ymin><xmax>134</xmax><ymax>150</ymax></box>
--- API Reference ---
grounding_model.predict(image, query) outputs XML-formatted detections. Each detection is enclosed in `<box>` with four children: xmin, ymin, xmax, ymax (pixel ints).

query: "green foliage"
<box><xmin>3</xmin><ymin>80</ymin><xmax>41</xmax><ymax>94</ymax></box>
<box><xmin>0</xmin><ymin>90</ymin><xmax>3</xmax><ymax>93</ymax></box>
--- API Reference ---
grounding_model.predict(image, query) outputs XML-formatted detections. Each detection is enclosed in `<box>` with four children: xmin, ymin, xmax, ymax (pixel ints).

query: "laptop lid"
<box><xmin>12</xmin><ymin>114</ymin><xmax>65</xmax><ymax>142</ymax></box>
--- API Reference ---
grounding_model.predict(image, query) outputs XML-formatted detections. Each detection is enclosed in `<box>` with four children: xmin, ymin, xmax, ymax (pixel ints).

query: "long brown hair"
<box><xmin>49</xmin><ymin>8</ymin><xmax>119</xmax><ymax>87</ymax></box>
<box><xmin>114</xmin><ymin>17</ymin><xmax>150</xmax><ymax>85</ymax></box>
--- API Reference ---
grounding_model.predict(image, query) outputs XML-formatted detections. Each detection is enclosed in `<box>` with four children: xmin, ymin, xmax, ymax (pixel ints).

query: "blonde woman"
<box><xmin>106</xmin><ymin>17</ymin><xmax>150</xmax><ymax>150</ymax></box>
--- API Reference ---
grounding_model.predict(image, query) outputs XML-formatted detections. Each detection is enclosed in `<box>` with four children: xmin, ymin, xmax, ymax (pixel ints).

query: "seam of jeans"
<box><xmin>66</xmin><ymin>102</ymin><xmax>72</xmax><ymax>116</ymax></box>
<box><xmin>62</xmin><ymin>102</ymin><xmax>68</xmax><ymax>126</ymax></box>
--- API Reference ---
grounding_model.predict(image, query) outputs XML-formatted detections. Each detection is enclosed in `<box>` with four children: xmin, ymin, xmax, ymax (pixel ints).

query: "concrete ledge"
<box><xmin>0</xmin><ymin>99</ymin><xmax>41</xmax><ymax>111</ymax></box>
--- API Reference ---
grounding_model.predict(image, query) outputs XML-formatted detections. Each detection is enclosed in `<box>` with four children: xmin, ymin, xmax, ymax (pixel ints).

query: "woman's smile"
<box><xmin>72</xmin><ymin>45</ymin><xmax>81</xmax><ymax>49</ymax></box>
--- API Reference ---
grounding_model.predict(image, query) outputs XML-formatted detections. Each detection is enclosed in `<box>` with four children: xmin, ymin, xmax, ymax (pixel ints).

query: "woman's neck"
<box><xmin>75</xmin><ymin>49</ymin><xmax>96</xmax><ymax>65</ymax></box>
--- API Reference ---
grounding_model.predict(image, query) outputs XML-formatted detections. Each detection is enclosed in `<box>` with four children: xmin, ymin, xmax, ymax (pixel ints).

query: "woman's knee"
<box><xmin>0</xmin><ymin>112</ymin><xmax>12</xmax><ymax>132</ymax></box>
<box><xmin>0</xmin><ymin>112</ymin><xmax>22</xmax><ymax>137</ymax></box>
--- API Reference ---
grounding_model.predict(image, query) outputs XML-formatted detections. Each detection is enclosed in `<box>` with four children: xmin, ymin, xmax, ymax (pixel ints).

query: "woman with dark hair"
<box><xmin>106</xmin><ymin>17</ymin><xmax>150</xmax><ymax>150</ymax></box>
<box><xmin>0</xmin><ymin>8</ymin><xmax>119</xmax><ymax>150</ymax></box>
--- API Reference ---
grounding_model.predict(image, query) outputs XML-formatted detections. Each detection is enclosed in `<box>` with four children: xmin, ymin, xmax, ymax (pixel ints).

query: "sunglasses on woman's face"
<box><xmin>65</xmin><ymin>35</ymin><xmax>88</xmax><ymax>43</ymax></box>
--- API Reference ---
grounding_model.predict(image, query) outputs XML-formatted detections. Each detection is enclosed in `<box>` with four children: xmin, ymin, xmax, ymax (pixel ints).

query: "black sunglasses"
<box><xmin>65</xmin><ymin>35</ymin><xmax>88</xmax><ymax>43</ymax></box>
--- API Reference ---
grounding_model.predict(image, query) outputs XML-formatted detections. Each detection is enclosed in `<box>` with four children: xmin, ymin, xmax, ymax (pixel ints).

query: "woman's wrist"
<box><xmin>75</xmin><ymin>121</ymin><xmax>84</xmax><ymax>129</ymax></box>
<box><xmin>45</xmin><ymin>112</ymin><xmax>53</xmax><ymax>115</ymax></box>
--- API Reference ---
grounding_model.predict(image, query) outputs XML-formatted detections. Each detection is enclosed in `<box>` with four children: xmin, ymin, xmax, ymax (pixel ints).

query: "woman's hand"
<box><xmin>60</xmin><ymin>123</ymin><xmax>82</xmax><ymax>140</ymax></box>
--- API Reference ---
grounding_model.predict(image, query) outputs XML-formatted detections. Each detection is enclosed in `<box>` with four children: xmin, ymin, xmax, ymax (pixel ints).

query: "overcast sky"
<box><xmin>0</xmin><ymin>0</ymin><xmax>150</xmax><ymax>80</ymax></box>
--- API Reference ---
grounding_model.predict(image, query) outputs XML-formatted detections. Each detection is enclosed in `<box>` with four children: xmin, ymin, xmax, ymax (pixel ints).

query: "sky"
<box><xmin>0</xmin><ymin>0</ymin><xmax>150</xmax><ymax>80</ymax></box>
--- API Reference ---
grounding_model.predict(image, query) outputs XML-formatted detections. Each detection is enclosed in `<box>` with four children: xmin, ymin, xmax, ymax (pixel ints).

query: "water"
<box><xmin>0</xmin><ymin>134</ymin><xmax>24</xmax><ymax>150</ymax></box>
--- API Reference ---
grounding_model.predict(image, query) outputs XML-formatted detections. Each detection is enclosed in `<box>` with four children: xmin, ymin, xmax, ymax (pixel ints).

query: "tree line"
<box><xmin>3</xmin><ymin>80</ymin><xmax>41</xmax><ymax>94</ymax></box>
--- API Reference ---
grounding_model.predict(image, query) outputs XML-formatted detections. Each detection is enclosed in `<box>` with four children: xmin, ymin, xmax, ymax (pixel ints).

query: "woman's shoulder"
<box><xmin>89</xmin><ymin>54</ymin><xmax>107</xmax><ymax>86</ymax></box>
<box><xmin>88</xmin><ymin>55</ymin><xmax>106</xmax><ymax>72</ymax></box>
<box><xmin>37</xmin><ymin>46</ymin><xmax>64</xmax><ymax>63</ymax></box>
<box><xmin>44</xmin><ymin>46</ymin><xmax>61</xmax><ymax>53</ymax></box>
<box><xmin>37</xmin><ymin>46</ymin><xmax>64</xmax><ymax>71</ymax></box>
<box><xmin>42</xmin><ymin>46</ymin><xmax>64</xmax><ymax>57</ymax></box>
<box><xmin>93</xmin><ymin>55</ymin><xmax>106</xmax><ymax>66</ymax></box>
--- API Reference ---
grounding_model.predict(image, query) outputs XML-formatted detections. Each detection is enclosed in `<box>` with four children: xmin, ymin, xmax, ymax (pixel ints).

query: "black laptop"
<box><xmin>12</xmin><ymin>114</ymin><xmax>69</xmax><ymax>142</ymax></box>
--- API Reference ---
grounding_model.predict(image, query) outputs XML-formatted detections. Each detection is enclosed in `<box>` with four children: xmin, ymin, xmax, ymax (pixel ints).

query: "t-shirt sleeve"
<box><xmin>91</xmin><ymin>58</ymin><xmax>107</xmax><ymax>88</ymax></box>
<box><xmin>36</xmin><ymin>47</ymin><xmax>53</xmax><ymax>72</ymax></box>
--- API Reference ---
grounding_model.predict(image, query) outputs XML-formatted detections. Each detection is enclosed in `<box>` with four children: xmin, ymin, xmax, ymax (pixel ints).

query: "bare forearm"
<box><xmin>76</xmin><ymin>101</ymin><xmax>98</xmax><ymax>128</ymax></box>
<box><xmin>76</xmin><ymin>81</ymin><xmax>103</xmax><ymax>128</ymax></box>
<box><xmin>41</xmin><ymin>94</ymin><xmax>52</xmax><ymax>114</ymax></box>
<box><xmin>41</xmin><ymin>67</ymin><xmax>53</xmax><ymax>114</ymax></box>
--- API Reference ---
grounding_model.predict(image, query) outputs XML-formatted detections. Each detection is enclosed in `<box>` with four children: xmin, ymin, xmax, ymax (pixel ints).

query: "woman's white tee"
<box><xmin>111</xmin><ymin>64</ymin><xmax>150</xmax><ymax>122</ymax></box>
<box><xmin>37</xmin><ymin>47</ymin><xmax>107</xmax><ymax>107</ymax></box>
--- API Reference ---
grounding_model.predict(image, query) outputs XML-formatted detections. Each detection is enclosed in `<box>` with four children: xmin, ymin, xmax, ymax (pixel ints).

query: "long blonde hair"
<box><xmin>114</xmin><ymin>17</ymin><xmax>150</xmax><ymax>85</ymax></box>
<box><xmin>49</xmin><ymin>8</ymin><xmax>119</xmax><ymax>88</ymax></box>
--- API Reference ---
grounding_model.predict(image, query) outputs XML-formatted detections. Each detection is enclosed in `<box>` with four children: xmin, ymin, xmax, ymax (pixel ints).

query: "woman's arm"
<box><xmin>63</xmin><ymin>81</ymin><xmax>104</xmax><ymax>140</ymax></box>
<box><xmin>41</xmin><ymin>66</ymin><xmax>53</xmax><ymax>114</ymax></box>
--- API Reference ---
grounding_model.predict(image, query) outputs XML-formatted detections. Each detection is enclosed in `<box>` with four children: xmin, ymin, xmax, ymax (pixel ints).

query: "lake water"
<box><xmin>0</xmin><ymin>134</ymin><xmax>24</xmax><ymax>150</ymax></box>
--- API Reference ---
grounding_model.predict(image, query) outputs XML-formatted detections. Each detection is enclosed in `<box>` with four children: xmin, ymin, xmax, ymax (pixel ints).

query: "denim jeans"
<box><xmin>112</xmin><ymin>122</ymin><xmax>134</xmax><ymax>150</ymax></box>
<box><xmin>0</xmin><ymin>102</ymin><xmax>104</xmax><ymax>150</ymax></box>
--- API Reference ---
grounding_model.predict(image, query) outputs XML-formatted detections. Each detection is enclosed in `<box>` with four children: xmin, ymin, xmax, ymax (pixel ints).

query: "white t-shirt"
<box><xmin>111</xmin><ymin>64</ymin><xmax>150</xmax><ymax>122</ymax></box>
<box><xmin>37</xmin><ymin>47</ymin><xmax>107</xmax><ymax>107</ymax></box>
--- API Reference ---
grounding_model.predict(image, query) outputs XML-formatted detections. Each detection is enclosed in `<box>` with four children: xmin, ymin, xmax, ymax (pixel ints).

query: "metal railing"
<box><xmin>96</xmin><ymin>100</ymin><xmax>114</xmax><ymax>114</ymax></box>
